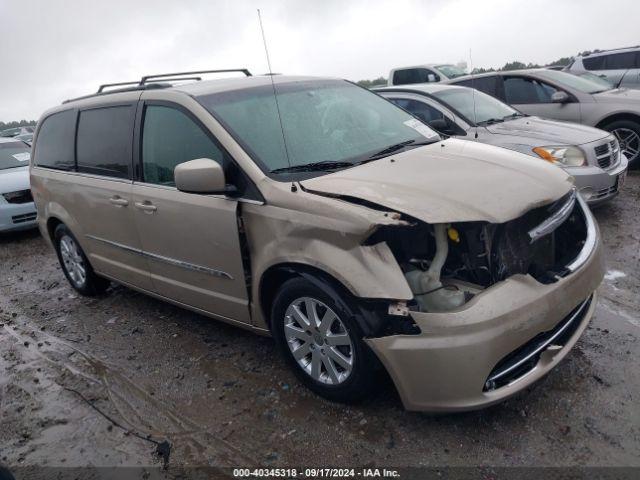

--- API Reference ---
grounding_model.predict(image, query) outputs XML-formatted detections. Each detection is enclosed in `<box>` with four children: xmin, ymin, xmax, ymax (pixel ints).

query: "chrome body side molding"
<box><xmin>85</xmin><ymin>234</ymin><xmax>233</xmax><ymax>280</ymax></box>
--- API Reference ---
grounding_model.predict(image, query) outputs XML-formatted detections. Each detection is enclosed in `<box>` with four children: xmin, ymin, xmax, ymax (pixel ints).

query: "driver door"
<box><xmin>131</xmin><ymin>101</ymin><xmax>250</xmax><ymax>324</ymax></box>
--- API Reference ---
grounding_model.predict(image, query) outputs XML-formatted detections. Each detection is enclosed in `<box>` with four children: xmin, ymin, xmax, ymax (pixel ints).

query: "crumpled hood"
<box><xmin>301</xmin><ymin>139</ymin><xmax>573</xmax><ymax>224</ymax></box>
<box><xmin>0</xmin><ymin>166</ymin><xmax>30</xmax><ymax>194</ymax></box>
<box><xmin>594</xmin><ymin>88</ymin><xmax>640</xmax><ymax>105</ymax></box>
<box><xmin>485</xmin><ymin>116</ymin><xmax>609</xmax><ymax>145</ymax></box>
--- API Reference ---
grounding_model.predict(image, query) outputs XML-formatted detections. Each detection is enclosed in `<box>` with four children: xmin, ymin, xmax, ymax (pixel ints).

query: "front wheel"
<box><xmin>603</xmin><ymin>119</ymin><xmax>640</xmax><ymax>167</ymax></box>
<box><xmin>271</xmin><ymin>277</ymin><xmax>378</xmax><ymax>403</ymax></box>
<box><xmin>54</xmin><ymin>224</ymin><xmax>110</xmax><ymax>296</ymax></box>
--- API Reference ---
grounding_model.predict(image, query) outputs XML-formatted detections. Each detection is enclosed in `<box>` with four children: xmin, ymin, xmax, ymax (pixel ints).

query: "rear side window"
<box><xmin>453</xmin><ymin>76</ymin><xmax>501</xmax><ymax>98</ymax></box>
<box><xmin>584</xmin><ymin>52</ymin><xmax>638</xmax><ymax>70</ymax></box>
<box><xmin>604</xmin><ymin>52</ymin><xmax>637</xmax><ymax>69</ymax></box>
<box><xmin>582</xmin><ymin>55</ymin><xmax>605</xmax><ymax>71</ymax></box>
<box><xmin>33</xmin><ymin>110</ymin><xmax>76</xmax><ymax>170</ymax></box>
<box><xmin>76</xmin><ymin>106</ymin><xmax>134</xmax><ymax>179</ymax></box>
<box><xmin>393</xmin><ymin>68</ymin><xmax>440</xmax><ymax>85</ymax></box>
<box><xmin>141</xmin><ymin>105</ymin><xmax>227</xmax><ymax>186</ymax></box>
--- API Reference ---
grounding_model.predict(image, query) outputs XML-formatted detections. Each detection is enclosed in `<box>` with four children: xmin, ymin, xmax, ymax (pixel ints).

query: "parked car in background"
<box><xmin>566</xmin><ymin>46</ymin><xmax>640</xmax><ymax>89</ymax></box>
<box><xmin>388</xmin><ymin>64</ymin><xmax>467</xmax><ymax>86</ymax></box>
<box><xmin>0</xmin><ymin>126</ymin><xmax>35</xmax><ymax>138</ymax></box>
<box><xmin>376</xmin><ymin>84</ymin><xmax>627</xmax><ymax>205</ymax></box>
<box><xmin>30</xmin><ymin>71</ymin><xmax>603</xmax><ymax>412</ymax></box>
<box><xmin>15</xmin><ymin>133</ymin><xmax>33</xmax><ymax>145</ymax></box>
<box><xmin>448</xmin><ymin>69</ymin><xmax>640</xmax><ymax>166</ymax></box>
<box><xmin>0</xmin><ymin>137</ymin><xmax>37</xmax><ymax>232</ymax></box>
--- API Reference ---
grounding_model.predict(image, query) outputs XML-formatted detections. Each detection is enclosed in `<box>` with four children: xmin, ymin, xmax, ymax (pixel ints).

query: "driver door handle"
<box><xmin>109</xmin><ymin>196</ymin><xmax>129</xmax><ymax>207</ymax></box>
<box><xmin>134</xmin><ymin>201</ymin><xmax>157</xmax><ymax>213</ymax></box>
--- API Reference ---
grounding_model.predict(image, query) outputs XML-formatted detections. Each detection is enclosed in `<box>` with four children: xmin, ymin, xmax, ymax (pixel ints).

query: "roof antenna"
<box><xmin>257</xmin><ymin>9</ymin><xmax>296</xmax><ymax>191</ymax></box>
<box><xmin>469</xmin><ymin>48</ymin><xmax>478</xmax><ymax>139</ymax></box>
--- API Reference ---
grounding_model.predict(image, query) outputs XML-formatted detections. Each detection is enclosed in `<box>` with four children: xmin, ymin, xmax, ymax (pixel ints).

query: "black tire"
<box><xmin>271</xmin><ymin>276</ymin><xmax>378</xmax><ymax>403</ymax></box>
<box><xmin>53</xmin><ymin>224</ymin><xmax>110</xmax><ymax>296</ymax></box>
<box><xmin>601</xmin><ymin>119</ymin><xmax>640</xmax><ymax>168</ymax></box>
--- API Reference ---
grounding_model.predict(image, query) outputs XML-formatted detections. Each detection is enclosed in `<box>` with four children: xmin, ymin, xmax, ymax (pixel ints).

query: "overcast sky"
<box><xmin>1</xmin><ymin>0</ymin><xmax>639</xmax><ymax>121</ymax></box>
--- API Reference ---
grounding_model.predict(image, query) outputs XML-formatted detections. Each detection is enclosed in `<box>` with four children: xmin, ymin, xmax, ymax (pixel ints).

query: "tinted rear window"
<box><xmin>33</xmin><ymin>110</ymin><xmax>76</xmax><ymax>170</ymax></box>
<box><xmin>76</xmin><ymin>105</ymin><xmax>134</xmax><ymax>179</ymax></box>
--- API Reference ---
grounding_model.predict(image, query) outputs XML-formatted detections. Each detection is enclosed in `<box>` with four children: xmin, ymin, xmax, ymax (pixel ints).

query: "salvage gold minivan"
<box><xmin>30</xmin><ymin>71</ymin><xmax>604</xmax><ymax>412</ymax></box>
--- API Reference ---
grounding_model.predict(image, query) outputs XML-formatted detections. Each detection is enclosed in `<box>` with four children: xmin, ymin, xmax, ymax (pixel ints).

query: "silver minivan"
<box><xmin>567</xmin><ymin>47</ymin><xmax>640</xmax><ymax>90</ymax></box>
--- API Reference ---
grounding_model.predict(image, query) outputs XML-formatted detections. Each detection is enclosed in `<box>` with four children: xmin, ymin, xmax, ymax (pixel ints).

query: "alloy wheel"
<box><xmin>283</xmin><ymin>297</ymin><xmax>354</xmax><ymax>385</ymax></box>
<box><xmin>613</xmin><ymin>127</ymin><xmax>640</xmax><ymax>162</ymax></box>
<box><xmin>59</xmin><ymin>235</ymin><xmax>87</xmax><ymax>287</ymax></box>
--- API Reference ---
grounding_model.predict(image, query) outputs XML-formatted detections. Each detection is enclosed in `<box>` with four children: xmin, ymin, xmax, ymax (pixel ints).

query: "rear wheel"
<box><xmin>54</xmin><ymin>224</ymin><xmax>110</xmax><ymax>296</ymax></box>
<box><xmin>603</xmin><ymin>119</ymin><xmax>640</xmax><ymax>167</ymax></box>
<box><xmin>271</xmin><ymin>277</ymin><xmax>377</xmax><ymax>403</ymax></box>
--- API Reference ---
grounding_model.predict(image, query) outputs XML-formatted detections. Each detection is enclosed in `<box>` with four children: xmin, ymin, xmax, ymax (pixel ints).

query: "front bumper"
<box><xmin>0</xmin><ymin>201</ymin><xmax>38</xmax><ymax>232</ymax></box>
<box><xmin>567</xmin><ymin>154</ymin><xmax>628</xmax><ymax>206</ymax></box>
<box><xmin>366</xmin><ymin>204</ymin><xmax>605</xmax><ymax>412</ymax></box>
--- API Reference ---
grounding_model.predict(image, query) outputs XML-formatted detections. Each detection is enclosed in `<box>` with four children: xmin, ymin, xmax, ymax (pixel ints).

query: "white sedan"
<box><xmin>0</xmin><ymin>137</ymin><xmax>37</xmax><ymax>232</ymax></box>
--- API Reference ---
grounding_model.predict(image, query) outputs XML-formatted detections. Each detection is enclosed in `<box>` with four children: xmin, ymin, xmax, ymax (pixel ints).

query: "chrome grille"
<box><xmin>594</xmin><ymin>139</ymin><xmax>619</xmax><ymax>169</ymax></box>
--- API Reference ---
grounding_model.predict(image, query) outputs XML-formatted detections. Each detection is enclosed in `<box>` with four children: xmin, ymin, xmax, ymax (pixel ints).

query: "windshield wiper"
<box><xmin>271</xmin><ymin>160</ymin><xmax>354</xmax><ymax>174</ymax></box>
<box><xmin>478</xmin><ymin>118</ymin><xmax>505</xmax><ymax>125</ymax></box>
<box><xmin>365</xmin><ymin>139</ymin><xmax>436</xmax><ymax>161</ymax></box>
<box><xmin>502</xmin><ymin>112</ymin><xmax>526</xmax><ymax>120</ymax></box>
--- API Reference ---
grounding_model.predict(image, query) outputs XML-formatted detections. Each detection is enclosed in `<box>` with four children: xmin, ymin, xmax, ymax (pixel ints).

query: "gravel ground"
<box><xmin>1</xmin><ymin>172</ymin><xmax>638</xmax><ymax>475</ymax></box>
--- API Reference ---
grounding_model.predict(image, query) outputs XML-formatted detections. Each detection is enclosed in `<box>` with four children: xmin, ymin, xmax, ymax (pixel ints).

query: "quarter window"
<box><xmin>141</xmin><ymin>105</ymin><xmax>227</xmax><ymax>186</ymax></box>
<box><xmin>33</xmin><ymin>109</ymin><xmax>76</xmax><ymax>170</ymax></box>
<box><xmin>503</xmin><ymin>77</ymin><xmax>560</xmax><ymax>104</ymax></box>
<box><xmin>76</xmin><ymin>106</ymin><xmax>134</xmax><ymax>179</ymax></box>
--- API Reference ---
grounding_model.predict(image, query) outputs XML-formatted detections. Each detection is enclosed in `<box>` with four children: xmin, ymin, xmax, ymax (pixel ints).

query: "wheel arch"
<box><xmin>595</xmin><ymin>112</ymin><xmax>640</xmax><ymax>129</ymax></box>
<box><xmin>258</xmin><ymin>263</ymin><xmax>388</xmax><ymax>336</ymax></box>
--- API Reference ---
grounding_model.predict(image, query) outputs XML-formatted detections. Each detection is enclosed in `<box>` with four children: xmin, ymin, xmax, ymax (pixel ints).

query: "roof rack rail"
<box><xmin>139</xmin><ymin>68</ymin><xmax>251</xmax><ymax>85</ymax></box>
<box><xmin>583</xmin><ymin>45</ymin><xmax>640</xmax><ymax>56</ymax></box>
<box><xmin>64</xmin><ymin>68</ymin><xmax>252</xmax><ymax>104</ymax></box>
<box><xmin>97</xmin><ymin>81</ymin><xmax>141</xmax><ymax>93</ymax></box>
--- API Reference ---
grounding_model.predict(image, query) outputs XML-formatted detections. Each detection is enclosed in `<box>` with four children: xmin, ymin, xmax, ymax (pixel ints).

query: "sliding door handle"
<box><xmin>109</xmin><ymin>196</ymin><xmax>129</xmax><ymax>207</ymax></box>
<box><xmin>134</xmin><ymin>201</ymin><xmax>157</xmax><ymax>213</ymax></box>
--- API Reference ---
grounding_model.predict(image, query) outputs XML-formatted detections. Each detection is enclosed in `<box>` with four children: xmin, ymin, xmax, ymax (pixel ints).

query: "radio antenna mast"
<box><xmin>257</xmin><ymin>9</ymin><xmax>294</xmax><ymax>179</ymax></box>
<box><xmin>469</xmin><ymin>48</ymin><xmax>478</xmax><ymax>139</ymax></box>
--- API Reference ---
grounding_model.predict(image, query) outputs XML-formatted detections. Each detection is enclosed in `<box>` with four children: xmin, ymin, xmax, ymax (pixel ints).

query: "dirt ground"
<box><xmin>1</xmin><ymin>173</ymin><xmax>639</xmax><ymax>476</ymax></box>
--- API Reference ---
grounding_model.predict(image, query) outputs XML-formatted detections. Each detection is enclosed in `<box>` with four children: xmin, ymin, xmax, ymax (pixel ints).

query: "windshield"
<box><xmin>537</xmin><ymin>69</ymin><xmax>612</xmax><ymax>93</ymax></box>
<box><xmin>0</xmin><ymin>141</ymin><xmax>31</xmax><ymax>170</ymax></box>
<box><xmin>432</xmin><ymin>88</ymin><xmax>519</xmax><ymax>125</ymax></box>
<box><xmin>197</xmin><ymin>80</ymin><xmax>439</xmax><ymax>178</ymax></box>
<box><xmin>577</xmin><ymin>72</ymin><xmax>614</xmax><ymax>90</ymax></box>
<box><xmin>435</xmin><ymin>64</ymin><xmax>467</xmax><ymax>79</ymax></box>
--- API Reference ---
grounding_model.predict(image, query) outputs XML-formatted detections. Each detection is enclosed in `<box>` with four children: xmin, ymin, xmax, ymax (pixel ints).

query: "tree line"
<box><xmin>356</xmin><ymin>50</ymin><xmax>602</xmax><ymax>87</ymax></box>
<box><xmin>0</xmin><ymin>119</ymin><xmax>37</xmax><ymax>130</ymax></box>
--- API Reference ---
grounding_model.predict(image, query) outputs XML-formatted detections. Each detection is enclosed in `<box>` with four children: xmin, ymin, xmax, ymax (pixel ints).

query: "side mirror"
<box><xmin>551</xmin><ymin>91</ymin><xmax>570</xmax><ymax>103</ymax></box>
<box><xmin>175</xmin><ymin>158</ymin><xmax>232</xmax><ymax>194</ymax></box>
<box><xmin>427</xmin><ymin>73</ymin><xmax>437</xmax><ymax>83</ymax></box>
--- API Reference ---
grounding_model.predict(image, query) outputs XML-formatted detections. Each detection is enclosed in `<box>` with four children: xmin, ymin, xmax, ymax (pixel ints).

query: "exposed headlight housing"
<box><xmin>533</xmin><ymin>146</ymin><xmax>586</xmax><ymax>167</ymax></box>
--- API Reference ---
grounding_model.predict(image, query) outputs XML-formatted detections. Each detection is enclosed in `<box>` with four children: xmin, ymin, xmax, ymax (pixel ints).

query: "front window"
<box><xmin>432</xmin><ymin>88</ymin><xmax>519</xmax><ymax>125</ymax></box>
<box><xmin>0</xmin><ymin>141</ymin><xmax>31</xmax><ymax>170</ymax></box>
<box><xmin>435</xmin><ymin>64</ymin><xmax>467</xmax><ymax>79</ymax></box>
<box><xmin>197</xmin><ymin>80</ymin><xmax>439</xmax><ymax>178</ymax></box>
<box><xmin>536</xmin><ymin>69</ymin><xmax>612</xmax><ymax>94</ymax></box>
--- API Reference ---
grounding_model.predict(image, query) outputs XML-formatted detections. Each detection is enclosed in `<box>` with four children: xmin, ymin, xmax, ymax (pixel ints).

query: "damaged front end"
<box><xmin>365</xmin><ymin>188</ymin><xmax>590</xmax><ymax>315</ymax></box>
